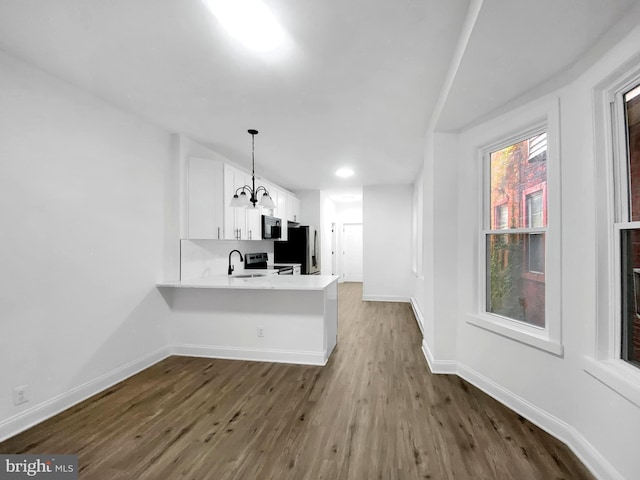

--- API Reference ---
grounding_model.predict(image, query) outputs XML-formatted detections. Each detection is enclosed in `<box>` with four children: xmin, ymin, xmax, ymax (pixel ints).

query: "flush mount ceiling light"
<box><xmin>230</xmin><ymin>129</ymin><xmax>276</xmax><ymax>209</ymax></box>
<box><xmin>201</xmin><ymin>0</ymin><xmax>284</xmax><ymax>52</ymax></box>
<box><xmin>335</xmin><ymin>168</ymin><xmax>354</xmax><ymax>178</ymax></box>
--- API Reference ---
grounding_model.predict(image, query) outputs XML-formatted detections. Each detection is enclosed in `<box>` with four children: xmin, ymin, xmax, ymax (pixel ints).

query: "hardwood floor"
<box><xmin>0</xmin><ymin>282</ymin><xmax>593</xmax><ymax>479</ymax></box>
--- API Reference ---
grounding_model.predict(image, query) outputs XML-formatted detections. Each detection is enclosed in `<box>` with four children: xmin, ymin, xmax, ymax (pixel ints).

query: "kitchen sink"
<box><xmin>231</xmin><ymin>273</ymin><xmax>268</xmax><ymax>278</ymax></box>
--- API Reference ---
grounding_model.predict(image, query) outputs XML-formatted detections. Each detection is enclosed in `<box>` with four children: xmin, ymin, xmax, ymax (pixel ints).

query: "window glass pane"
<box><xmin>486</xmin><ymin>233</ymin><xmax>545</xmax><ymax>327</ymax></box>
<box><xmin>495</xmin><ymin>204</ymin><xmax>508</xmax><ymax>229</ymax></box>
<box><xmin>525</xmin><ymin>191</ymin><xmax>543</xmax><ymax>228</ymax></box>
<box><xmin>621</xmin><ymin>229</ymin><xmax>640</xmax><ymax>365</ymax></box>
<box><xmin>528</xmin><ymin>233</ymin><xmax>544</xmax><ymax>273</ymax></box>
<box><xmin>626</xmin><ymin>84</ymin><xmax>640</xmax><ymax>221</ymax></box>
<box><xmin>490</xmin><ymin>134</ymin><xmax>547</xmax><ymax>228</ymax></box>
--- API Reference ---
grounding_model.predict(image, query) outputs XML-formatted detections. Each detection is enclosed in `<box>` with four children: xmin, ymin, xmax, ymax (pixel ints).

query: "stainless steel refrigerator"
<box><xmin>274</xmin><ymin>225</ymin><xmax>320</xmax><ymax>274</ymax></box>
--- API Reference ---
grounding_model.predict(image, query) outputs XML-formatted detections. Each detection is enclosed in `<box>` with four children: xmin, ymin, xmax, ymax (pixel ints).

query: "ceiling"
<box><xmin>0</xmin><ymin>0</ymin><xmax>637</xmax><ymax>192</ymax></box>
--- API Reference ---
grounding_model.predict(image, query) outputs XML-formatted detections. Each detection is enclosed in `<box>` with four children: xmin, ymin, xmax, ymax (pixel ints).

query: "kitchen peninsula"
<box><xmin>158</xmin><ymin>274</ymin><xmax>339</xmax><ymax>366</ymax></box>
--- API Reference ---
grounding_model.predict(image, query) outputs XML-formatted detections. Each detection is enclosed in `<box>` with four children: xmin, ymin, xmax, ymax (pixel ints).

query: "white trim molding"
<box><xmin>456</xmin><ymin>363</ymin><xmax>624</xmax><ymax>480</ymax></box>
<box><xmin>421</xmin><ymin>338</ymin><xmax>457</xmax><ymax>374</ymax></box>
<box><xmin>410</xmin><ymin>297</ymin><xmax>425</xmax><ymax>335</ymax></box>
<box><xmin>362</xmin><ymin>295</ymin><xmax>411</xmax><ymax>303</ymax></box>
<box><xmin>172</xmin><ymin>344</ymin><xmax>329</xmax><ymax>366</ymax></box>
<box><xmin>583</xmin><ymin>356</ymin><xmax>640</xmax><ymax>408</ymax></box>
<box><xmin>0</xmin><ymin>346</ymin><xmax>171</xmax><ymax>443</ymax></box>
<box><xmin>417</xmin><ymin>350</ymin><xmax>625</xmax><ymax>480</ymax></box>
<box><xmin>466</xmin><ymin>314</ymin><xmax>564</xmax><ymax>356</ymax></box>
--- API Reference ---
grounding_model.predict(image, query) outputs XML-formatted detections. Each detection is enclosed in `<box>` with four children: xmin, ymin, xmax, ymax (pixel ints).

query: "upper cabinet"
<box><xmin>223</xmin><ymin>164</ymin><xmax>248</xmax><ymax>240</ymax></box>
<box><xmin>185</xmin><ymin>155</ymin><xmax>298</xmax><ymax>241</ymax></box>
<box><xmin>186</xmin><ymin>157</ymin><xmax>224</xmax><ymax>239</ymax></box>
<box><xmin>286</xmin><ymin>193</ymin><xmax>300</xmax><ymax>223</ymax></box>
<box><xmin>267</xmin><ymin>185</ymin><xmax>288</xmax><ymax>241</ymax></box>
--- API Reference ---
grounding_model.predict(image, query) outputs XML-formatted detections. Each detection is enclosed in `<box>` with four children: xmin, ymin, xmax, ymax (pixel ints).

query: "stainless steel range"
<box><xmin>244</xmin><ymin>252</ymin><xmax>293</xmax><ymax>275</ymax></box>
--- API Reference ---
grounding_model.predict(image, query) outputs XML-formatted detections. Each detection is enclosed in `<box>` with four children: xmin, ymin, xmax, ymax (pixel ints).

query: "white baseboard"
<box><xmin>419</xmin><ymin>349</ymin><xmax>623</xmax><ymax>480</ymax></box>
<box><xmin>171</xmin><ymin>344</ymin><xmax>328</xmax><ymax>366</ymax></box>
<box><xmin>0</xmin><ymin>346</ymin><xmax>171</xmax><ymax>443</ymax></box>
<box><xmin>362</xmin><ymin>295</ymin><xmax>410</xmax><ymax>303</ymax></box>
<box><xmin>455</xmin><ymin>363</ymin><xmax>622</xmax><ymax>480</ymax></box>
<box><xmin>410</xmin><ymin>297</ymin><xmax>424</xmax><ymax>335</ymax></box>
<box><xmin>421</xmin><ymin>338</ymin><xmax>457</xmax><ymax>374</ymax></box>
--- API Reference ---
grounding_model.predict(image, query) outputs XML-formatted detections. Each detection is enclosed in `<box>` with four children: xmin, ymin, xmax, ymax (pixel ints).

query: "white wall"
<box><xmin>363</xmin><ymin>185</ymin><xmax>413</xmax><ymax>301</ymax></box>
<box><xmin>0</xmin><ymin>50</ymin><xmax>174</xmax><ymax>440</ymax></box>
<box><xmin>296</xmin><ymin>189</ymin><xmax>320</xmax><ymax>228</ymax></box>
<box><xmin>419</xmin><ymin>16</ymin><xmax>640</xmax><ymax>480</ymax></box>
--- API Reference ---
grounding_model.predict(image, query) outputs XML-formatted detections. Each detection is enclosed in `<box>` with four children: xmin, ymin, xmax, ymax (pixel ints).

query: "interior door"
<box><xmin>343</xmin><ymin>223</ymin><xmax>363</xmax><ymax>282</ymax></box>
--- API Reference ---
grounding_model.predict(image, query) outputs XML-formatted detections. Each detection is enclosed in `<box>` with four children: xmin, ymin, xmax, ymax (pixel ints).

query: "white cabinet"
<box><xmin>267</xmin><ymin>186</ymin><xmax>287</xmax><ymax>241</ymax></box>
<box><xmin>186</xmin><ymin>157</ymin><xmax>224</xmax><ymax>239</ymax></box>
<box><xmin>275</xmin><ymin>187</ymin><xmax>286</xmax><ymax>218</ymax></box>
<box><xmin>224</xmin><ymin>164</ymin><xmax>248</xmax><ymax>240</ymax></box>
<box><xmin>187</xmin><ymin>158</ymin><xmax>298</xmax><ymax>242</ymax></box>
<box><xmin>286</xmin><ymin>193</ymin><xmax>300</xmax><ymax>223</ymax></box>
<box><xmin>246</xmin><ymin>205</ymin><xmax>262</xmax><ymax>240</ymax></box>
<box><xmin>223</xmin><ymin>164</ymin><xmax>264</xmax><ymax>240</ymax></box>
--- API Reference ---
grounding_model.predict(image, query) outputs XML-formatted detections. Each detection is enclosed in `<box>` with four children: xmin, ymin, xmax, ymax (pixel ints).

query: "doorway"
<box><xmin>343</xmin><ymin>223</ymin><xmax>363</xmax><ymax>282</ymax></box>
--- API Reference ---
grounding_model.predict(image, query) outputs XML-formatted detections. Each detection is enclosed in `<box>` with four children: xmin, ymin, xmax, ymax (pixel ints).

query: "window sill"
<box><xmin>583</xmin><ymin>357</ymin><xmax>640</xmax><ymax>408</ymax></box>
<box><xmin>466</xmin><ymin>313</ymin><xmax>564</xmax><ymax>356</ymax></box>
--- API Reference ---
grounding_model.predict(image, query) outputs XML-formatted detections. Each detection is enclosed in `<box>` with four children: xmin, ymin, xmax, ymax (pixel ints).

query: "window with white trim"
<box><xmin>484</xmin><ymin>130</ymin><xmax>547</xmax><ymax>328</ymax></box>
<box><xmin>586</xmin><ymin>60</ymin><xmax>640</xmax><ymax>405</ymax></box>
<box><xmin>468</xmin><ymin>101</ymin><xmax>561</xmax><ymax>355</ymax></box>
<box><xmin>616</xmin><ymin>81</ymin><xmax>640</xmax><ymax>368</ymax></box>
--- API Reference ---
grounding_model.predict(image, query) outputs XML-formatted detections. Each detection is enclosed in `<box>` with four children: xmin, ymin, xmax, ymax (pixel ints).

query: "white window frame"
<box><xmin>466</xmin><ymin>99</ymin><xmax>563</xmax><ymax>356</ymax></box>
<box><xmin>587</xmin><ymin>55</ymin><xmax>640</xmax><ymax>407</ymax></box>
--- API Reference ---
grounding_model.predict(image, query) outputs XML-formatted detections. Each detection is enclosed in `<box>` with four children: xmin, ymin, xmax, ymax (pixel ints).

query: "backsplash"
<box><xmin>180</xmin><ymin>239</ymin><xmax>275</xmax><ymax>280</ymax></box>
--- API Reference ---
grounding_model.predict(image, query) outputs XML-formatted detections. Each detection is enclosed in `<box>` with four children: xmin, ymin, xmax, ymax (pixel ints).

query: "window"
<box><xmin>587</xmin><ymin>60</ymin><xmax>640</xmax><ymax>405</ymax></box>
<box><xmin>525</xmin><ymin>190</ymin><xmax>543</xmax><ymax>228</ymax></box>
<box><xmin>618</xmin><ymin>82</ymin><xmax>640</xmax><ymax>368</ymax></box>
<box><xmin>528</xmin><ymin>132</ymin><xmax>547</xmax><ymax>162</ymax></box>
<box><xmin>465</xmin><ymin>98</ymin><xmax>561</xmax><ymax>355</ymax></box>
<box><xmin>485</xmin><ymin>132</ymin><xmax>547</xmax><ymax>328</ymax></box>
<box><xmin>525</xmin><ymin>189</ymin><xmax>545</xmax><ymax>274</ymax></box>
<box><xmin>495</xmin><ymin>204</ymin><xmax>508</xmax><ymax>230</ymax></box>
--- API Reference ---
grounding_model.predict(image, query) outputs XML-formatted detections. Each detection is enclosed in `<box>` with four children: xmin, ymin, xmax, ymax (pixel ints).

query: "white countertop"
<box><xmin>157</xmin><ymin>273</ymin><xmax>340</xmax><ymax>291</ymax></box>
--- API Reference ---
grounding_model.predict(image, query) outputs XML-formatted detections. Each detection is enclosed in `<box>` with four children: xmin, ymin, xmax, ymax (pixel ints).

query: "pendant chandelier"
<box><xmin>229</xmin><ymin>129</ymin><xmax>276</xmax><ymax>209</ymax></box>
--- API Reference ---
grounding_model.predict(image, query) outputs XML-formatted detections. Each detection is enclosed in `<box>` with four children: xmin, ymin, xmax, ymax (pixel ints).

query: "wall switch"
<box><xmin>257</xmin><ymin>327</ymin><xmax>264</xmax><ymax>337</ymax></box>
<box><xmin>14</xmin><ymin>385</ymin><xmax>28</xmax><ymax>406</ymax></box>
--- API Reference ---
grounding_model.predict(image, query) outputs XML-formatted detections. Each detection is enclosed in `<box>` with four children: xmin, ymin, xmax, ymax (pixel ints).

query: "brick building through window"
<box><xmin>487</xmin><ymin>133</ymin><xmax>547</xmax><ymax>327</ymax></box>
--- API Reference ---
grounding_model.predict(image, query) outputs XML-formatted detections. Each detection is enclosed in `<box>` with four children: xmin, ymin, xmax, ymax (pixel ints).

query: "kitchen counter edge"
<box><xmin>157</xmin><ymin>274</ymin><xmax>340</xmax><ymax>291</ymax></box>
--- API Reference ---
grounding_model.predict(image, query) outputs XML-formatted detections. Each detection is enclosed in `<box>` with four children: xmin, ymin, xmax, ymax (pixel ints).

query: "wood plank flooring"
<box><xmin>0</xmin><ymin>282</ymin><xmax>593</xmax><ymax>479</ymax></box>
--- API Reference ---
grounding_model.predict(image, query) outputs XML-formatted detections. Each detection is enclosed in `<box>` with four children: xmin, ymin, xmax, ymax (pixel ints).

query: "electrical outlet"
<box><xmin>257</xmin><ymin>327</ymin><xmax>264</xmax><ymax>337</ymax></box>
<box><xmin>14</xmin><ymin>385</ymin><xmax>28</xmax><ymax>406</ymax></box>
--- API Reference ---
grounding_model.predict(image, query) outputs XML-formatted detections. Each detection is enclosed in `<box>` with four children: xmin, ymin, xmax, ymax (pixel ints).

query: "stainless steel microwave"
<box><xmin>261</xmin><ymin>215</ymin><xmax>282</xmax><ymax>239</ymax></box>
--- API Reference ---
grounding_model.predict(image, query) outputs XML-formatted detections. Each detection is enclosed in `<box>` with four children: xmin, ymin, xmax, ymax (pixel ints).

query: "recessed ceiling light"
<box><xmin>335</xmin><ymin>168</ymin><xmax>354</xmax><ymax>178</ymax></box>
<box><xmin>202</xmin><ymin>0</ymin><xmax>284</xmax><ymax>52</ymax></box>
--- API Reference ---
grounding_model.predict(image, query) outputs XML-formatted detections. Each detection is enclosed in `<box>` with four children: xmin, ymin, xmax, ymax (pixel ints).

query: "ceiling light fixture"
<box><xmin>230</xmin><ymin>129</ymin><xmax>276</xmax><ymax>209</ymax></box>
<box><xmin>201</xmin><ymin>0</ymin><xmax>284</xmax><ymax>52</ymax></box>
<box><xmin>335</xmin><ymin>168</ymin><xmax>354</xmax><ymax>178</ymax></box>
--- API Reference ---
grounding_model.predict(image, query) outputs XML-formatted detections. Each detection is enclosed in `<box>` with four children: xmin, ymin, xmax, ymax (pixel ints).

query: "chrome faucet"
<box><xmin>228</xmin><ymin>250</ymin><xmax>243</xmax><ymax>275</ymax></box>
